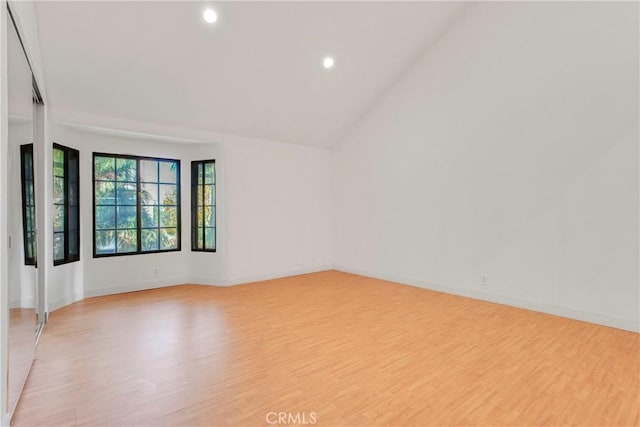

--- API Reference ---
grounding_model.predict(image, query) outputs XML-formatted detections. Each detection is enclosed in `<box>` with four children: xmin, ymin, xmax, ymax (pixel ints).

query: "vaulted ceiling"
<box><xmin>35</xmin><ymin>1</ymin><xmax>464</xmax><ymax>147</ymax></box>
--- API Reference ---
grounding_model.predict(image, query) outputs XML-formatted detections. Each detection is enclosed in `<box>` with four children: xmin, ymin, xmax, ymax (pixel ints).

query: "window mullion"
<box><xmin>136</xmin><ymin>158</ymin><xmax>142</xmax><ymax>253</ymax></box>
<box><xmin>201</xmin><ymin>166</ymin><xmax>205</xmax><ymax>249</ymax></box>
<box><xmin>64</xmin><ymin>149</ymin><xmax>70</xmax><ymax>261</ymax></box>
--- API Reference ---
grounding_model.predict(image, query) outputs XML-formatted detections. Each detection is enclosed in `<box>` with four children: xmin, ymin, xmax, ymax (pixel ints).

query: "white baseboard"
<box><xmin>184</xmin><ymin>276</ymin><xmax>227</xmax><ymax>286</ymax></box>
<box><xmin>47</xmin><ymin>267</ymin><xmax>334</xmax><ymax>312</ymax></box>
<box><xmin>83</xmin><ymin>276</ymin><xmax>192</xmax><ymax>299</ymax></box>
<box><xmin>8</xmin><ymin>298</ymin><xmax>34</xmax><ymax>310</ymax></box>
<box><xmin>48</xmin><ymin>292</ymin><xmax>83</xmax><ymax>312</ymax></box>
<box><xmin>219</xmin><ymin>265</ymin><xmax>334</xmax><ymax>286</ymax></box>
<box><xmin>48</xmin><ymin>277</ymin><xmax>191</xmax><ymax>312</ymax></box>
<box><xmin>334</xmin><ymin>265</ymin><xmax>640</xmax><ymax>333</ymax></box>
<box><xmin>46</xmin><ymin>265</ymin><xmax>636</xmax><ymax>334</ymax></box>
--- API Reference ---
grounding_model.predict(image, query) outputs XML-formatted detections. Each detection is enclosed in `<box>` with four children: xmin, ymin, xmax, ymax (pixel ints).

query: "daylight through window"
<box><xmin>93</xmin><ymin>153</ymin><xmax>180</xmax><ymax>257</ymax></box>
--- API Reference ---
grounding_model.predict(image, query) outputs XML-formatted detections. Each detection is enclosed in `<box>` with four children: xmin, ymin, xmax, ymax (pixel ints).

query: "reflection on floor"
<box><xmin>12</xmin><ymin>271</ymin><xmax>640</xmax><ymax>426</ymax></box>
<box><xmin>8</xmin><ymin>307</ymin><xmax>35</xmax><ymax>414</ymax></box>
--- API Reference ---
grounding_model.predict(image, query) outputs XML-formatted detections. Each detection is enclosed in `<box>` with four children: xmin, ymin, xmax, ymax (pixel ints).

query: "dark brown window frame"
<box><xmin>191</xmin><ymin>160</ymin><xmax>216</xmax><ymax>252</ymax></box>
<box><xmin>53</xmin><ymin>143</ymin><xmax>80</xmax><ymax>266</ymax></box>
<box><xmin>92</xmin><ymin>152</ymin><xmax>182</xmax><ymax>258</ymax></box>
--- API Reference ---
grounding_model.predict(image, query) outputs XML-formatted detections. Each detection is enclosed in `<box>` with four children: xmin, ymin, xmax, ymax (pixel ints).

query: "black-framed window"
<box><xmin>93</xmin><ymin>153</ymin><xmax>181</xmax><ymax>257</ymax></box>
<box><xmin>191</xmin><ymin>160</ymin><xmax>216</xmax><ymax>252</ymax></box>
<box><xmin>53</xmin><ymin>143</ymin><xmax>80</xmax><ymax>265</ymax></box>
<box><xmin>20</xmin><ymin>144</ymin><xmax>36</xmax><ymax>266</ymax></box>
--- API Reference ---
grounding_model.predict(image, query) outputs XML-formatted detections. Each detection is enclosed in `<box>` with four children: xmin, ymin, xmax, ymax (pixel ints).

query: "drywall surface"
<box><xmin>332</xmin><ymin>2</ymin><xmax>639</xmax><ymax>331</ymax></box>
<box><xmin>47</xmin><ymin>124</ymin><xmax>214</xmax><ymax>309</ymax></box>
<box><xmin>222</xmin><ymin>134</ymin><xmax>332</xmax><ymax>284</ymax></box>
<box><xmin>46</xmin><ymin>123</ymin><xmax>333</xmax><ymax>309</ymax></box>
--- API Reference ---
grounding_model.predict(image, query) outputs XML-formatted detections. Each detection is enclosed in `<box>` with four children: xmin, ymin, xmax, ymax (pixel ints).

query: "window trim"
<box><xmin>191</xmin><ymin>159</ymin><xmax>216</xmax><ymax>253</ymax></box>
<box><xmin>53</xmin><ymin>143</ymin><xmax>81</xmax><ymax>266</ymax></box>
<box><xmin>92</xmin><ymin>152</ymin><xmax>182</xmax><ymax>258</ymax></box>
<box><xmin>20</xmin><ymin>144</ymin><xmax>36</xmax><ymax>266</ymax></box>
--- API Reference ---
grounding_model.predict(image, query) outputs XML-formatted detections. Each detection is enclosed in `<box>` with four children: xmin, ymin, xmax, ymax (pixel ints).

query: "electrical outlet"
<box><xmin>481</xmin><ymin>275</ymin><xmax>488</xmax><ymax>286</ymax></box>
<box><xmin>153</xmin><ymin>268</ymin><xmax>159</xmax><ymax>276</ymax></box>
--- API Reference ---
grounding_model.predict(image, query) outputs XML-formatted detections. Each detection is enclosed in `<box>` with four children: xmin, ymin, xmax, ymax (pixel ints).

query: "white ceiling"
<box><xmin>35</xmin><ymin>2</ymin><xmax>464</xmax><ymax>147</ymax></box>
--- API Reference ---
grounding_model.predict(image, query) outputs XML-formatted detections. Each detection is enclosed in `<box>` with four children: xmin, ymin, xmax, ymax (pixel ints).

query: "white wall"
<box><xmin>47</xmin><ymin>124</ymin><xmax>221</xmax><ymax>310</ymax></box>
<box><xmin>332</xmin><ymin>2</ymin><xmax>639</xmax><ymax>332</ymax></box>
<box><xmin>1</xmin><ymin>2</ymin><xmax>46</xmax><ymax>424</ymax></box>
<box><xmin>223</xmin><ymin>135</ymin><xmax>332</xmax><ymax>284</ymax></box>
<box><xmin>46</xmin><ymin>123</ymin><xmax>333</xmax><ymax>310</ymax></box>
<box><xmin>0</xmin><ymin>5</ymin><xmax>9</xmax><ymax>425</ymax></box>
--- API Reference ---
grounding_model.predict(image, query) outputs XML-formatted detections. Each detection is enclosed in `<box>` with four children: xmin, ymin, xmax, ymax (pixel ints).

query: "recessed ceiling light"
<box><xmin>203</xmin><ymin>8</ymin><xmax>218</xmax><ymax>24</ymax></box>
<box><xmin>323</xmin><ymin>56</ymin><xmax>335</xmax><ymax>69</ymax></box>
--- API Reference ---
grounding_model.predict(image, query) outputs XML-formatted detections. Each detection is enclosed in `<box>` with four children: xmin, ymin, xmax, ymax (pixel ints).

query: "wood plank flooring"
<box><xmin>12</xmin><ymin>271</ymin><xmax>640</xmax><ymax>426</ymax></box>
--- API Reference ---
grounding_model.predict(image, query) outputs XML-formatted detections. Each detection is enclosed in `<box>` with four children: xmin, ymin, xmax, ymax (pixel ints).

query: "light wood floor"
<box><xmin>12</xmin><ymin>271</ymin><xmax>639</xmax><ymax>426</ymax></box>
<box><xmin>8</xmin><ymin>307</ymin><xmax>36</xmax><ymax>414</ymax></box>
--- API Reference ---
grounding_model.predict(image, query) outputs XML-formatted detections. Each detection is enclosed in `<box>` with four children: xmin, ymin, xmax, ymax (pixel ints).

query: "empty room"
<box><xmin>0</xmin><ymin>1</ymin><xmax>638</xmax><ymax>426</ymax></box>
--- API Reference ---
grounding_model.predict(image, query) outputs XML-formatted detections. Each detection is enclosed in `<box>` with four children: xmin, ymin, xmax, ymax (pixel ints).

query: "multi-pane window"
<box><xmin>20</xmin><ymin>144</ymin><xmax>36</xmax><ymax>265</ymax></box>
<box><xmin>191</xmin><ymin>160</ymin><xmax>216</xmax><ymax>252</ymax></box>
<box><xmin>93</xmin><ymin>153</ymin><xmax>180</xmax><ymax>257</ymax></box>
<box><xmin>53</xmin><ymin>143</ymin><xmax>80</xmax><ymax>265</ymax></box>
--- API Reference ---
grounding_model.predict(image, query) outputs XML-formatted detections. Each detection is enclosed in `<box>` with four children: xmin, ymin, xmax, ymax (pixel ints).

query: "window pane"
<box><xmin>116</xmin><ymin>158</ymin><xmax>137</xmax><ymax>182</ymax></box>
<box><xmin>54</xmin><ymin>205</ymin><xmax>65</xmax><ymax>232</ymax></box>
<box><xmin>26</xmin><ymin>232</ymin><xmax>35</xmax><ymax>259</ymax></box>
<box><xmin>68</xmin><ymin>150</ymin><xmax>79</xmax><ymax>170</ymax></box>
<box><xmin>21</xmin><ymin>146</ymin><xmax>37</xmax><ymax>265</ymax></box>
<box><xmin>24</xmin><ymin>151</ymin><xmax>33</xmax><ymax>178</ymax></box>
<box><xmin>197</xmin><ymin>206</ymin><xmax>203</xmax><ymax>226</ymax></box>
<box><xmin>160</xmin><ymin>206</ymin><xmax>177</xmax><ymax>227</ymax></box>
<box><xmin>117</xmin><ymin>206</ymin><xmax>137</xmax><ymax>229</ymax></box>
<box><xmin>53</xmin><ymin>233</ymin><xmax>64</xmax><ymax>260</ymax></box>
<box><xmin>95</xmin><ymin>156</ymin><xmax>115</xmax><ymax>181</ymax></box>
<box><xmin>159</xmin><ymin>161</ymin><xmax>177</xmax><ymax>184</ymax></box>
<box><xmin>95</xmin><ymin>230</ymin><xmax>116</xmax><ymax>254</ymax></box>
<box><xmin>141</xmin><ymin>229</ymin><xmax>159</xmax><ymax>251</ymax></box>
<box><xmin>205</xmin><ymin>227</ymin><xmax>215</xmax><ymax>250</ymax></box>
<box><xmin>196</xmin><ymin>227</ymin><xmax>204</xmax><ymax>249</ymax></box>
<box><xmin>160</xmin><ymin>228</ymin><xmax>178</xmax><ymax>250</ymax></box>
<box><xmin>141</xmin><ymin>183</ymin><xmax>158</xmax><ymax>205</ymax></box>
<box><xmin>68</xmin><ymin>180</ymin><xmax>78</xmax><ymax>206</ymax></box>
<box><xmin>53</xmin><ymin>176</ymin><xmax>65</xmax><ymax>204</ymax></box>
<box><xmin>159</xmin><ymin>184</ymin><xmax>178</xmax><ymax>205</ymax></box>
<box><xmin>204</xmin><ymin>163</ymin><xmax>215</xmax><ymax>184</ymax></box>
<box><xmin>53</xmin><ymin>149</ymin><xmax>65</xmax><ymax>177</ymax></box>
<box><xmin>94</xmin><ymin>154</ymin><xmax>180</xmax><ymax>256</ymax></box>
<box><xmin>141</xmin><ymin>206</ymin><xmax>158</xmax><ymax>228</ymax></box>
<box><xmin>197</xmin><ymin>163</ymin><xmax>204</xmax><ymax>184</ymax></box>
<box><xmin>139</xmin><ymin>160</ymin><xmax>158</xmax><ymax>182</ymax></box>
<box><xmin>69</xmin><ymin>206</ymin><xmax>79</xmax><ymax>232</ymax></box>
<box><xmin>95</xmin><ymin>181</ymin><xmax>115</xmax><ymax>205</ymax></box>
<box><xmin>69</xmin><ymin>229</ymin><xmax>78</xmax><ymax>257</ymax></box>
<box><xmin>26</xmin><ymin>181</ymin><xmax>34</xmax><ymax>205</ymax></box>
<box><xmin>204</xmin><ymin>206</ymin><xmax>215</xmax><ymax>227</ymax></box>
<box><xmin>204</xmin><ymin>184</ymin><xmax>215</xmax><ymax>206</ymax></box>
<box><xmin>116</xmin><ymin>230</ymin><xmax>137</xmax><ymax>253</ymax></box>
<box><xmin>54</xmin><ymin>145</ymin><xmax>80</xmax><ymax>264</ymax></box>
<box><xmin>116</xmin><ymin>182</ymin><xmax>137</xmax><ymax>205</ymax></box>
<box><xmin>96</xmin><ymin>206</ymin><xmax>115</xmax><ymax>230</ymax></box>
<box><xmin>69</xmin><ymin>148</ymin><xmax>80</xmax><ymax>261</ymax></box>
<box><xmin>25</xmin><ymin>207</ymin><xmax>33</xmax><ymax>231</ymax></box>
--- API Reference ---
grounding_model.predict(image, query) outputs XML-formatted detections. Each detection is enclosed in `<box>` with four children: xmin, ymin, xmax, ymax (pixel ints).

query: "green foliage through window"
<box><xmin>20</xmin><ymin>144</ymin><xmax>36</xmax><ymax>265</ymax></box>
<box><xmin>53</xmin><ymin>143</ymin><xmax>80</xmax><ymax>265</ymax></box>
<box><xmin>191</xmin><ymin>160</ymin><xmax>215</xmax><ymax>252</ymax></box>
<box><xmin>93</xmin><ymin>153</ymin><xmax>180</xmax><ymax>257</ymax></box>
